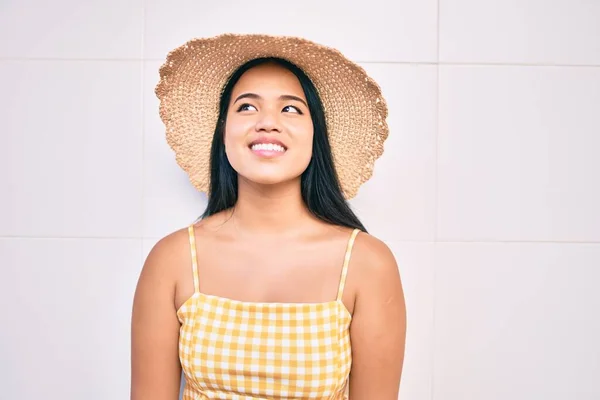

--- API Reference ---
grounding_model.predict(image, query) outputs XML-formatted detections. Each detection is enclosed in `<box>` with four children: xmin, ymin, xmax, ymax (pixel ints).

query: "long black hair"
<box><xmin>200</xmin><ymin>57</ymin><xmax>366</xmax><ymax>232</ymax></box>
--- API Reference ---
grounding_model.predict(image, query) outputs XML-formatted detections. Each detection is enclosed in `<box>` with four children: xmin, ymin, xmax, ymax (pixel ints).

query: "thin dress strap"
<box><xmin>336</xmin><ymin>228</ymin><xmax>360</xmax><ymax>302</ymax></box>
<box><xmin>187</xmin><ymin>225</ymin><xmax>200</xmax><ymax>294</ymax></box>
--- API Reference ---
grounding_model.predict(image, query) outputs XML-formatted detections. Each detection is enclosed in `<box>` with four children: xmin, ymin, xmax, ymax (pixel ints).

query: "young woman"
<box><xmin>131</xmin><ymin>34</ymin><xmax>406</xmax><ymax>400</ymax></box>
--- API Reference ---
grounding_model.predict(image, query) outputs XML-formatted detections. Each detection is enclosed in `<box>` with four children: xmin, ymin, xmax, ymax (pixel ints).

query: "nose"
<box><xmin>254</xmin><ymin>109</ymin><xmax>281</xmax><ymax>133</ymax></box>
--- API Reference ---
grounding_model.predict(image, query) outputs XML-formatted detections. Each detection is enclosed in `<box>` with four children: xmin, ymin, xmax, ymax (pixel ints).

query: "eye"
<box><xmin>237</xmin><ymin>103</ymin><xmax>257</xmax><ymax>112</ymax></box>
<box><xmin>282</xmin><ymin>105</ymin><xmax>303</xmax><ymax>114</ymax></box>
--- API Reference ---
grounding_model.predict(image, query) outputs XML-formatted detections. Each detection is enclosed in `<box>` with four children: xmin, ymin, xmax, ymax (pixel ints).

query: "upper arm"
<box><xmin>348</xmin><ymin>234</ymin><xmax>407</xmax><ymax>400</ymax></box>
<box><xmin>131</xmin><ymin>233</ymin><xmax>184</xmax><ymax>400</ymax></box>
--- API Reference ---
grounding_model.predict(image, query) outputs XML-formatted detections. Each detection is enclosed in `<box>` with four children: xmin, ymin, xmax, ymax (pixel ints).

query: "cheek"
<box><xmin>300</xmin><ymin>133</ymin><xmax>314</xmax><ymax>162</ymax></box>
<box><xmin>223</xmin><ymin>119</ymin><xmax>248</xmax><ymax>154</ymax></box>
<box><xmin>294</xmin><ymin>123</ymin><xmax>314</xmax><ymax>162</ymax></box>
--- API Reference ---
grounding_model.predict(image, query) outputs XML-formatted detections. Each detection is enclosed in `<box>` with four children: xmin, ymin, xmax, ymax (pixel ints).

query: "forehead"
<box><xmin>231</xmin><ymin>63</ymin><xmax>306</xmax><ymax>98</ymax></box>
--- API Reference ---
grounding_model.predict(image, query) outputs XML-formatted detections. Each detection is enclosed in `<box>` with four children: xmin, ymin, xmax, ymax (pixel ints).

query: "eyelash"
<box><xmin>236</xmin><ymin>103</ymin><xmax>303</xmax><ymax>115</ymax></box>
<box><xmin>283</xmin><ymin>105</ymin><xmax>303</xmax><ymax>114</ymax></box>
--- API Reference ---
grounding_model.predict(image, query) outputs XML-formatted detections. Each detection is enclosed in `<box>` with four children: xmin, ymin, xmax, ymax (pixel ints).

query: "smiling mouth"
<box><xmin>250</xmin><ymin>143</ymin><xmax>287</xmax><ymax>153</ymax></box>
<box><xmin>249</xmin><ymin>142</ymin><xmax>287</xmax><ymax>157</ymax></box>
<box><xmin>248</xmin><ymin>138</ymin><xmax>287</xmax><ymax>158</ymax></box>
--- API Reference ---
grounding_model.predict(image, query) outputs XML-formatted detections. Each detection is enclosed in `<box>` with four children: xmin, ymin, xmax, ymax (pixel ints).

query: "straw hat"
<box><xmin>155</xmin><ymin>33</ymin><xmax>389</xmax><ymax>199</ymax></box>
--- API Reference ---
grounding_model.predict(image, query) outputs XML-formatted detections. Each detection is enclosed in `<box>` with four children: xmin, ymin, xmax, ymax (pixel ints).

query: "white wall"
<box><xmin>1</xmin><ymin>1</ymin><xmax>599</xmax><ymax>399</ymax></box>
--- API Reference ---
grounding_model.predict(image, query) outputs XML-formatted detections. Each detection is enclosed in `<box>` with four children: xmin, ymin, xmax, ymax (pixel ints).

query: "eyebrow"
<box><xmin>233</xmin><ymin>92</ymin><xmax>308</xmax><ymax>108</ymax></box>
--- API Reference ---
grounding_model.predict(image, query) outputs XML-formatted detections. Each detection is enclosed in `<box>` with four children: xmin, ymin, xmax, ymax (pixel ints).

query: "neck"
<box><xmin>230</xmin><ymin>177</ymin><xmax>315</xmax><ymax>236</ymax></box>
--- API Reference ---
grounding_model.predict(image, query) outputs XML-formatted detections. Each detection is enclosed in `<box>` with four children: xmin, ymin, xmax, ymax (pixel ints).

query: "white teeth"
<box><xmin>251</xmin><ymin>143</ymin><xmax>285</xmax><ymax>152</ymax></box>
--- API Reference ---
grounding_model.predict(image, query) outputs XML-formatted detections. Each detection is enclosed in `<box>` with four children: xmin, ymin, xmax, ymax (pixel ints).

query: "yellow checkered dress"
<box><xmin>177</xmin><ymin>225</ymin><xmax>359</xmax><ymax>399</ymax></box>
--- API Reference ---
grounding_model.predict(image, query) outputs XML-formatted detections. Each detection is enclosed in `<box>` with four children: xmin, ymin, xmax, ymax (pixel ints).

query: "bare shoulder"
<box><xmin>141</xmin><ymin>213</ymin><xmax>233</xmax><ymax>293</ymax></box>
<box><xmin>145</xmin><ymin>226</ymin><xmax>191</xmax><ymax>271</ymax></box>
<box><xmin>138</xmin><ymin>226</ymin><xmax>196</xmax><ymax>298</ymax></box>
<box><xmin>351</xmin><ymin>231</ymin><xmax>399</xmax><ymax>280</ymax></box>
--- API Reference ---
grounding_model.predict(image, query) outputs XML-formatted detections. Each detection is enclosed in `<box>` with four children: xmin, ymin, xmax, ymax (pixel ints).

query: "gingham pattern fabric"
<box><xmin>176</xmin><ymin>225</ymin><xmax>360</xmax><ymax>400</ymax></box>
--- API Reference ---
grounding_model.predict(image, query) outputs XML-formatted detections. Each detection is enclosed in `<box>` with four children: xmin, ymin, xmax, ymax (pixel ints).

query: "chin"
<box><xmin>248</xmin><ymin>175</ymin><xmax>292</xmax><ymax>186</ymax></box>
<box><xmin>240</xmin><ymin>172</ymin><xmax>302</xmax><ymax>188</ymax></box>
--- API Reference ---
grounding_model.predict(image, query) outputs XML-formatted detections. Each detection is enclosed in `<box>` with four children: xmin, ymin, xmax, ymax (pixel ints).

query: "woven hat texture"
<box><xmin>156</xmin><ymin>33</ymin><xmax>389</xmax><ymax>199</ymax></box>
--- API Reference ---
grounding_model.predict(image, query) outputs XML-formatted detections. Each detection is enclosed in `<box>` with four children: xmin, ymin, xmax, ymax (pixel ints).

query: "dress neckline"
<box><xmin>176</xmin><ymin>291</ymin><xmax>353</xmax><ymax>320</ymax></box>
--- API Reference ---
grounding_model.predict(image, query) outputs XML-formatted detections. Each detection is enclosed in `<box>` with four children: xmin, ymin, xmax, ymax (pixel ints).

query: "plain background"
<box><xmin>1</xmin><ymin>1</ymin><xmax>599</xmax><ymax>399</ymax></box>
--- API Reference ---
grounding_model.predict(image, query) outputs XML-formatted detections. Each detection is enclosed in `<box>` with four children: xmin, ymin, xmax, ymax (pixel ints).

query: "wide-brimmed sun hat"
<box><xmin>155</xmin><ymin>33</ymin><xmax>389</xmax><ymax>199</ymax></box>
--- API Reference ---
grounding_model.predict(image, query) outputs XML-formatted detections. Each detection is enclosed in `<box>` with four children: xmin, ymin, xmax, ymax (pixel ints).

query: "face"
<box><xmin>223</xmin><ymin>63</ymin><xmax>314</xmax><ymax>190</ymax></box>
